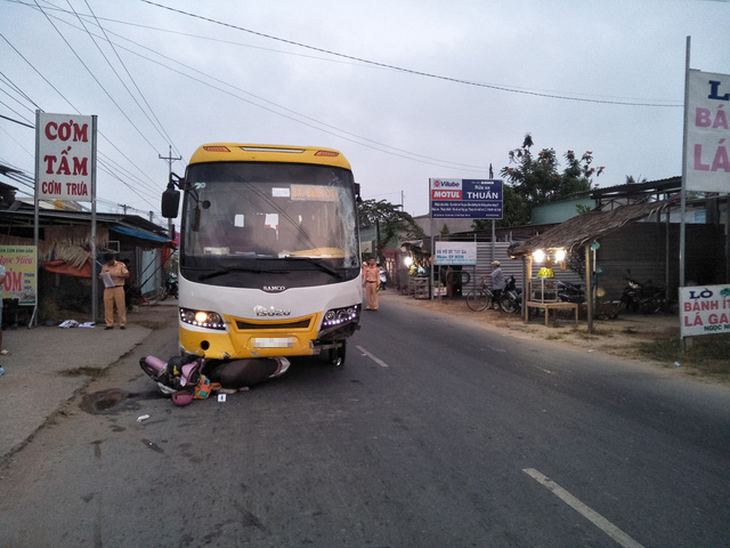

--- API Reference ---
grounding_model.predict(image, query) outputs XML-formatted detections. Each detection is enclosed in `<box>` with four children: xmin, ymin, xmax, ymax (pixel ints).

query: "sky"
<box><xmin>1</xmin><ymin>0</ymin><xmax>729</xmax><ymax>225</ymax></box>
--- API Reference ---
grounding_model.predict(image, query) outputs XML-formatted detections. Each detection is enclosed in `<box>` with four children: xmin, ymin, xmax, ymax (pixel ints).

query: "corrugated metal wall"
<box><xmin>438</xmin><ymin>237</ymin><xmax>584</xmax><ymax>294</ymax></box>
<box><xmin>430</xmin><ymin>220</ymin><xmax>726</xmax><ymax>303</ymax></box>
<box><xmin>596</xmin><ymin>222</ymin><xmax>726</xmax><ymax>301</ymax></box>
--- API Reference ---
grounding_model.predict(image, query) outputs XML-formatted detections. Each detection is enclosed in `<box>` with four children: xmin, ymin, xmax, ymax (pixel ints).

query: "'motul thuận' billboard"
<box><xmin>429</xmin><ymin>178</ymin><xmax>503</xmax><ymax>219</ymax></box>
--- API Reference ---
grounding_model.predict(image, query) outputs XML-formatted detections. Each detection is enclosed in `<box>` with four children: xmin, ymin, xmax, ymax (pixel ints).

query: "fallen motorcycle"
<box><xmin>139</xmin><ymin>354</ymin><xmax>290</xmax><ymax>405</ymax></box>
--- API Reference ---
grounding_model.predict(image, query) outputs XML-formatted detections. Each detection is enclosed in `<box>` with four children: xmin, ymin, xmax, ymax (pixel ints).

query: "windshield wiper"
<box><xmin>199</xmin><ymin>266</ymin><xmax>282</xmax><ymax>281</ymax></box>
<box><xmin>283</xmin><ymin>256</ymin><xmax>342</xmax><ymax>279</ymax></box>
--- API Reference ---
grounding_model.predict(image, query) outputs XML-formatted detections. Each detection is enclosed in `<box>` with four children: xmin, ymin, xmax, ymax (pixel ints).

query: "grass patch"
<box><xmin>59</xmin><ymin>366</ymin><xmax>106</xmax><ymax>378</ymax></box>
<box><xmin>570</xmin><ymin>327</ymin><xmax>606</xmax><ymax>340</ymax></box>
<box><xmin>636</xmin><ymin>334</ymin><xmax>730</xmax><ymax>382</ymax></box>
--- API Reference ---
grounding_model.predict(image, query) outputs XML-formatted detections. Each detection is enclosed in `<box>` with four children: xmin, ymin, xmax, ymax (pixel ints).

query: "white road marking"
<box><xmin>357</xmin><ymin>345</ymin><xmax>390</xmax><ymax>368</ymax></box>
<box><xmin>523</xmin><ymin>468</ymin><xmax>646</xmax><ymax>548</ymax></box>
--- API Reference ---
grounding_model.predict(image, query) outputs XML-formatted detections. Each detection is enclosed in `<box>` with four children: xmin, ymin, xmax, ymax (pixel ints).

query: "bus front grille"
<box><xmin>235</xmin><ymin>318</ymin><xmax>313</xmax><ymax>331</ymax></box>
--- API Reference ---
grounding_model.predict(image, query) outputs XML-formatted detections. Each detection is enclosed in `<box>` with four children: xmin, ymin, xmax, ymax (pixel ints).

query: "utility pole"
<box><xmin>158</xmin><ymin>145</ymin><xmax>181</xmax><ymax>236</ymax></box>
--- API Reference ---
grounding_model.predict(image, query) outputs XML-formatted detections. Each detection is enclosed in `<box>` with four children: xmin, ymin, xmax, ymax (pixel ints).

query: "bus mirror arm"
<box><xmin>161</xmin><ymin>172</ymin><xmax>184</xmax><ymax>219</ymax></box>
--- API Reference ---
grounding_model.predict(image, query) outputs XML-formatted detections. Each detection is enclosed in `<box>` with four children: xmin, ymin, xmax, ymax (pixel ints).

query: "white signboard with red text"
<box><xmin>36</xmin><ymin>113</ymin><xmax>95</xmax><ymax>201</ymax></box>
<box><xmin>680</xmin><ymin>284</ymin><xmax>730</xmax><ymax>337</ymax></box>
<box><xmin>685</xmin><ymin>70</ymin><xmax>730</xmax><ymax>193</ymax></box>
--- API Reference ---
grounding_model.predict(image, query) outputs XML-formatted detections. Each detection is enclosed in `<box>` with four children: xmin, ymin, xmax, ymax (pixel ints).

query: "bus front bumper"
<box><xmin>178</xmin><ymin>311</ymin><xmax>359</xmax><ymax>360</ymax></box>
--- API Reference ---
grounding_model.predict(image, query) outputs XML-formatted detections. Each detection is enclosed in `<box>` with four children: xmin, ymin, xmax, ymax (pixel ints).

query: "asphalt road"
<box><xmin>1</xmin><ymin>294</ymin><xmax>729</xmax><ymax>547</ymax></box>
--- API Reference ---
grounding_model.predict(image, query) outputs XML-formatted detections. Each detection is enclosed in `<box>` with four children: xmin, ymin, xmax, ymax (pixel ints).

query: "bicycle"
<box><xmin>465</xmin><ymin>279</ymin><xmax>495</xmax><ymax>311</ymax></box>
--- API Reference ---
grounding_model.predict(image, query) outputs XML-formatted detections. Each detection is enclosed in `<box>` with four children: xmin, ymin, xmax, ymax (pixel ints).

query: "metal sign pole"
<box><xmin>90</xmin><ymin>115</ymin><xmax>98</xmax><ymax>324</ymax></box>
<box><xmin>679</xmin><ymin>36</ymin><xmax>691</xmax><ymax>350</ymax></box>
<box><xmin>31</xmin><ymin>110</ymin><xmax>41</xmax><ymax>327</ymax></box>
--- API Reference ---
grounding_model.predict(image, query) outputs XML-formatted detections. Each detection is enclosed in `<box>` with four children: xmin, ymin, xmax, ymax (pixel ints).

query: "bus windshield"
<box><xmin>180</xmin><ymin>162</ymin><xmax>360</xmax><ymax>283</ymax></box>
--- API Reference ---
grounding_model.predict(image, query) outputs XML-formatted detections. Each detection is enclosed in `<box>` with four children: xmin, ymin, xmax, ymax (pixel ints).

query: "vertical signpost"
<box><xmin>35</xmin><ymin>112</ymin><xmax>98</xmax><ymax>323</ymax></box>
<box><xmin>429</xmin><ymin>178</ymin><xmax>503</xmax><ymax>298</ymax></box>
<box><xmin>681</xmin><ymin>39</ymin><xmax>730</xmax><ymax>347</ymax></box>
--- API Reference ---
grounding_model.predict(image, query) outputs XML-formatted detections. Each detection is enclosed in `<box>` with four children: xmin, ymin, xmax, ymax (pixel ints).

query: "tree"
<box><xmin>358</xmin><ymin>199</ymin><xmax>424</xmax><ymax>264</ymax></box>
<box><xmin>499</xmin><ymin>133</ymin><xmax>604</xmax><ymax>224</ymax></box>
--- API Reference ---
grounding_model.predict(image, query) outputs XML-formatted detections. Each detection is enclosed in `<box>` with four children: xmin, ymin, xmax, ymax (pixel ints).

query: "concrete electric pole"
<box><xmin>158</xmin><ymin>145</ymin><xmax>181</xmax><ymax>237</ymax></box>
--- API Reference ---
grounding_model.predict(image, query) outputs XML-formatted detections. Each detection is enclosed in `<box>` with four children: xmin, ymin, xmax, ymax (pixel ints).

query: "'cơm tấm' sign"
<box><xmin>36</xmin><ymin>113</ymin><xmax>96</xmax><ymax>201</ymax></box>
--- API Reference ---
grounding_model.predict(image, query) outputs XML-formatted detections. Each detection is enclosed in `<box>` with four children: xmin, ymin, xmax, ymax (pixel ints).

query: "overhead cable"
<box><xmin>141</xmin><ymin>0</ymin><xmax>683</xmax><ymax>108</ymax></box>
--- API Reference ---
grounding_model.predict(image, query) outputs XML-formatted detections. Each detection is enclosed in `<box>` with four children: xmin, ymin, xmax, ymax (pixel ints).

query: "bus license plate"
<box><xmin>253</xmin><ymin>337</ymin><xmax>294</xmax><ymax>348</ymax></box>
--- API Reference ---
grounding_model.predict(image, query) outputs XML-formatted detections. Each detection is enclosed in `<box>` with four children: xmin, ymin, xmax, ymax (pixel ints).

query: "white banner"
<box><xmin>36</xmin><ymin>113</ymin><xmax>94</xmax><ymax>201</ymax></box>
<box><xmin>680</xmin><ymin>284</ymin><xmax>730</xmax><ymax>337</ymax></box>
<box><xmin>685</xmin><ymin>70</ymin><xmax>730</xmax><ymax>193</ymax></box>
<box><xmin>434</xmin><ymin>241</ymin><xmax>477</xmax><ymax>265</ymax></box>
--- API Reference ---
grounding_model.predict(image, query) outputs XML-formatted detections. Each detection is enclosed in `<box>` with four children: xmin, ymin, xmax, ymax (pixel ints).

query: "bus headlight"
<box><xmin>322</xmin><ymin>305</ymin><xmax>360</xmax><ymax>328</ymax></box>
<box><xmin>180</xmin><ymin>308</ymin><xmax>226</xmax><ymax>330</ymax></box>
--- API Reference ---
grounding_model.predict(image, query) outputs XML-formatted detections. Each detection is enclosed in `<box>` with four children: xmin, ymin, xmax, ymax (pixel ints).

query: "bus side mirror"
<box><xmin>161</xmin><ymin>185</ymin><xmax>180</xmax><ymax>218</ymax></box>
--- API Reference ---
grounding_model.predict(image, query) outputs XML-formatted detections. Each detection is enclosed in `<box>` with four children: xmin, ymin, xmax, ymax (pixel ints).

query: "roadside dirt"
<box><xmin>383</xmin><ymin>290</ymin><xmax>680</xmax><ymax>364</ymax></box>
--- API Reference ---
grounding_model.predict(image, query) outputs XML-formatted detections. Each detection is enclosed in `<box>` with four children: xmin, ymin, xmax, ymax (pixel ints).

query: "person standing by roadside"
<box><xmin>364</xmin><ymin>257</ymin><xmax>380</xmax><ymax>311</ymax></box>
<box><xmin>100</xmin><ymin>253</ymin><xmax>129</xmax><ymax>330</ymax></box>
<box><xmin>0</xmin><ymin>264</ymin><xmax>7</xmax><ymax>355</ymax></box>
<box><xmin>490</xmin><ymin>260</ymin><xmax>506</xmax><ymax>310</ymax></box>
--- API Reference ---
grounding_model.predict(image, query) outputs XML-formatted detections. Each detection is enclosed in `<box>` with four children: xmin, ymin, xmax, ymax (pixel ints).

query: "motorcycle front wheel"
<box><xmin>499</xmin><ymin>295</ymin><xmax>519</xmax><ymax>314</ymax></box>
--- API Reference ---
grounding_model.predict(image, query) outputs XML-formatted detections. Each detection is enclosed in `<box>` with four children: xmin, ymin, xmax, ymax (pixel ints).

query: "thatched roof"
<box><xmin>508</xmin><ymin>201</ymin><xmax>669</xmax><ymax>257</ymax></box>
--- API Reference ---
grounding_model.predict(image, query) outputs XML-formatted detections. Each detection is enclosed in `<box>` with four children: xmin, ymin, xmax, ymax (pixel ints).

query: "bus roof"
<box><xmin>188</xmin><ymin>143</ymin><xmax>352</xmax><ymax>170</ymax></box>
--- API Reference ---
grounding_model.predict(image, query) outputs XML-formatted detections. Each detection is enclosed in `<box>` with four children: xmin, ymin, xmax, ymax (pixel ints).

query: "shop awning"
<box><xmin>111</xmin><ymin>224</ymin><xmax>169</xmax><ymax>243</ymax></box>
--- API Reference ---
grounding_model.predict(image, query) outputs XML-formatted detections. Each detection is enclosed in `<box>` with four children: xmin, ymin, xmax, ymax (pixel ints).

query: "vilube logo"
<box><xmin>433</xmin><ymin>179</ymin><xmax>460</xmax><ymax>188</ymax></box>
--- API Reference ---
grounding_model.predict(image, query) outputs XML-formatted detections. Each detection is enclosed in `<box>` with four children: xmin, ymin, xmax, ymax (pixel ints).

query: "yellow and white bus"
<box><xmin>162</xmin><ymin>144</ymin><xmax>362</xmax><ymax>366</ymax></box>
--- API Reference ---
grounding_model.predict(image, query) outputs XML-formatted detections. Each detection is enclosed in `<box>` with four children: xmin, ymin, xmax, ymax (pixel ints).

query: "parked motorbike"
<box><xmin>162</xmin><ymin>272</ymin><xmax>178</xmax><ymax>300</ymax></box>
<box><xmin>557</xmin><ymin>280</ymin><xmax>585</xmax><ymax>304</ymax></box>
<box><xmin>618</xmin><ymin>275</ymin><xmax>665</xmax><ymax>314</ymax></box>
<box><xmin>499</xmin><ymin>275</ymin><xmax>522</xmax><ymax>313</ymax></box>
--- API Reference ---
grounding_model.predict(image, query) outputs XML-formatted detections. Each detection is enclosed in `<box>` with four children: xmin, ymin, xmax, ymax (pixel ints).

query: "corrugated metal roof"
<box><xmin>508</xmin><ymin>201</ymin><xmax>669</xmax><ymax>257</ymax></box>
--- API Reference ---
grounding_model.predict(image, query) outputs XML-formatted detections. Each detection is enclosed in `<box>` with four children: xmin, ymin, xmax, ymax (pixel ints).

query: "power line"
<box><xmin>141</xmin><ymin>0</ymin><xmax>683</xmax><ymax>108</ymax></box>
<box><xmin>53</xmin><ymin>17</ymin><xmax>493</xmax><ymax>172</ymax></box>
<box><xmin>77</xmin><ymin>0</ymin><xmax>182</xmax><ymax>156</ymax></box>
<box><xmin>33</xmin><ymin>1</ymin><xmax>162</xmax><ymax>153</ymax></box>
<box><xmin>0</xmin><ymin>112</ymin><xmax>34</xmax><ymax>128</ymax></box>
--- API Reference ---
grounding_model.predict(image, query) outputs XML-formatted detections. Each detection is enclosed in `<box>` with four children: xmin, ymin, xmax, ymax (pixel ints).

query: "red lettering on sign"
<box><xmin>432</xmin><ymin>190</ymin><xmax>462</xmax><ymax>200</ymax></box>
